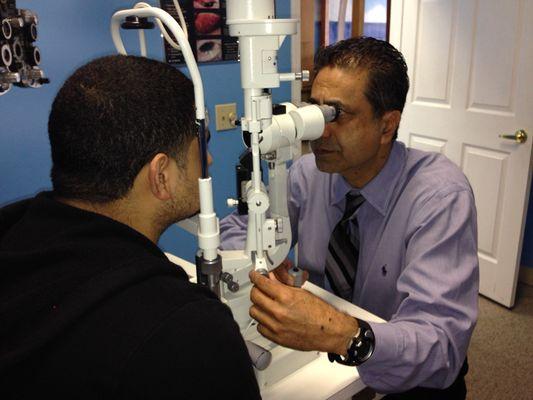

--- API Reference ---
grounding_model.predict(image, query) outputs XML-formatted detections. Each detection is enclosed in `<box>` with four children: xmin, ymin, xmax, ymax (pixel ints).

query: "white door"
<box><xmin>389</xmin><ymin>0</ymin><xmax>533</xmax><ymax>307</ymax></box>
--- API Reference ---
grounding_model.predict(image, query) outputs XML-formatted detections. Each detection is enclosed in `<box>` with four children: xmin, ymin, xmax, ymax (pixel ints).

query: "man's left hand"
<box><xmin>249</xmin><ymin>271</ymin><xmax>359</xmax><ymax>355</ymax></box>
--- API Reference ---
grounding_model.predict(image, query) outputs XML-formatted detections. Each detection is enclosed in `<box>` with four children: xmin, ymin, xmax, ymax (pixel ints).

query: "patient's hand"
<box><xmin>270</xmin><ymin>259</ymin><xmax>309</xmax><ymax>287</ymax></box>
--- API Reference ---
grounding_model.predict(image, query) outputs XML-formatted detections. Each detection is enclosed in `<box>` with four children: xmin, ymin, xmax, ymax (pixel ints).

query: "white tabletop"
<box><xmin>165</xmin><ymin>253</ymin><xmax>385</xmax><ymax>400</ymax></box>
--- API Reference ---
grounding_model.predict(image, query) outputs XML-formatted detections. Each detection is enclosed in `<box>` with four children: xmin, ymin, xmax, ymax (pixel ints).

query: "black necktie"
<box><xmin>325</xmin><ymin>193</ymin><xmax>365</xmax><ymax>300</ymax></box>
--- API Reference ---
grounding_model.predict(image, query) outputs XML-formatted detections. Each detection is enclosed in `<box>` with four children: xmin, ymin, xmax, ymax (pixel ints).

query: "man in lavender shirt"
<box><xmin>221</xmin><ymin>37</ymin><xmax>478</xmax><ymax>399</ymax></box>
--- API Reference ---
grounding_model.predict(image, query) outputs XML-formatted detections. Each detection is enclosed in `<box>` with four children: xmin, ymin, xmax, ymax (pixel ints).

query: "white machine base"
<box><xmin>244</xmin><ymin>324</ymin><xmax>320</xmax><ymax>388</ymax></box>
<box><xmin>165</xmin><ymin>253</ymin><xmax>320</xmax><ymax>387</ymax></box>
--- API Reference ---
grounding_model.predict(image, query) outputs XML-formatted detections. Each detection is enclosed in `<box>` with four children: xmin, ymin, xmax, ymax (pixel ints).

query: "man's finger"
<box><xmin>256</xmin><ymin>323</ymin><xmax>279</xmax><ymax>345</ymax></box>
<box><xmin>273</xmin><ymin>264</ymin><xmax>294</xmax><ymax>286</ymax></box>
<box><xmin>250</xmin><ymin>285</ymin><xmax>282</xmax><ymax>316</ymax></box>
<box><xmin>249</xmin><ymin>304</ymin><xmax>279</xmax><ymax>333</ymax></box>
<box><xmin>300</xmin><ymin>269</ymin><xmax>310</xmax><ymax>283</ymax></box>
<box><xmin>249</xmin><ymin>270</ymin><xmax>286</xmax><ymax>300</ymax></box>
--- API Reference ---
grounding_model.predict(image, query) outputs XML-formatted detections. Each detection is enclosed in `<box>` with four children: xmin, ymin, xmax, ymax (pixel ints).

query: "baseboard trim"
<box><xmin>519</xmin><ymin>266</ymin><xmax>533</xmax><ymax>286</ymax></box>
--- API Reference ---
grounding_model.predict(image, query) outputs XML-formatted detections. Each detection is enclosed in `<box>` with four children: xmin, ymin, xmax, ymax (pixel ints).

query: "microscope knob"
<box><xmin>289</xmin><ymin>266</ymin><xmax>305</xmax><ymax>288</ymax></box>
<box><xmin>245</xmin><ymin>341</ymin><xmax>272</xmax><ymax>371</ymax></box>
<box><xmin>221</xmin><ymin>272</ymin><xmax>239</xmax><ymax>292</ymax></box>
<box><xmin>227</xmin><ymin>198</ymin><xmax>239</xmax><ymax>207</ymax></box>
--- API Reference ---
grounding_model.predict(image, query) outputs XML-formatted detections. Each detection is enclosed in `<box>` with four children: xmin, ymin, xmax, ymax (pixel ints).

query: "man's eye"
<box><xmin>336</xmin><ymin>109</ymin><xmax>349</xmax><ymax>120</ymax></box>
<box><xmin>338</xmin><ymin>108</ymin><xmax>355</xmax><ymax>119</ymax></box>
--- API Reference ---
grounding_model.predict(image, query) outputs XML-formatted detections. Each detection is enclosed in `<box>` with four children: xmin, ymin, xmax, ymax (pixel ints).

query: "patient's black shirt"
<box><xmin>0</xmin><ymin>192</ymin><xmax>260</xmax><ymax>399</ymax></box>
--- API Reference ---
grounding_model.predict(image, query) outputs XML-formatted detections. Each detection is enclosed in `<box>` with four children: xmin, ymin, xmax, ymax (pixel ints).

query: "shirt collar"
<box><xmin>330</xmin><ymin>141</ymin><xmax>406</xmax><ymax>217</ymax></box>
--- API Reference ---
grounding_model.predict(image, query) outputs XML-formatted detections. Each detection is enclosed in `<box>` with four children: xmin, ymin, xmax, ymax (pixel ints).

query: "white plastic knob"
<box><xmin>227</xmin><ymin>198</ymin><xmax>239</xmax><ymax>207</ymax></box>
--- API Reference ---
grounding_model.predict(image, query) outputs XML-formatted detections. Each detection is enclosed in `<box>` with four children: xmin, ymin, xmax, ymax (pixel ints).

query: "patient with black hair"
<box><xmin>0</xmin><ymin>55</ymin><xmax>260</xmax><ymax>400</ymax></box>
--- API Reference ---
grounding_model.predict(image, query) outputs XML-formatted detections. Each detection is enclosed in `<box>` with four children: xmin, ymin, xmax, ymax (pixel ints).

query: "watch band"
<box><xmin>328</xmin><ymin>318</ymin><xmax>375</xmax><ymax>366</ymax></box>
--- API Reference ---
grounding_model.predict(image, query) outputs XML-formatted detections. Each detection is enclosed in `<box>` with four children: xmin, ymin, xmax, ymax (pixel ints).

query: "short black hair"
<box><xmin>48</xmin><ymin>55</ymin><xmax>196</xmax><ymax>202</ymax></box>
<box><xmin>314</xmin><ymin>36</ymin><xmax>409</xmax><ymax>138</ymax></box>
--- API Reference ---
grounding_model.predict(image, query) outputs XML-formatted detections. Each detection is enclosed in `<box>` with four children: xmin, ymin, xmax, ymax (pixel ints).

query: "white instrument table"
<box><xmin>165</xmin><ymin>254</ymin><xmax>385</xmax><ymax>400</ymax></box>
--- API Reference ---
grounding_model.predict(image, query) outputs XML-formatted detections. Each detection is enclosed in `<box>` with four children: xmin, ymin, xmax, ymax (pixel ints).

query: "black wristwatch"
<box><xmin>328</xmin><ymin>318</ymin><xmax>375</xmax><ymax>366</ymax></box>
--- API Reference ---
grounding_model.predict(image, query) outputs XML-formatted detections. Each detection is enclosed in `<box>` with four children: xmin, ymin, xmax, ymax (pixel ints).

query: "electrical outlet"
<box><xmin>215</xmin><ymin>102</ymin><xmax>237</xmax><ymax>131</ymax></box>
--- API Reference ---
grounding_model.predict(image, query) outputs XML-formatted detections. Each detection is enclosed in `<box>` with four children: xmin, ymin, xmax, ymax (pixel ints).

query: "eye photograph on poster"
<box><xmin>160</xmin><ymin>0</ymin><xmax>238</xmax><ymax>64</ymax></box>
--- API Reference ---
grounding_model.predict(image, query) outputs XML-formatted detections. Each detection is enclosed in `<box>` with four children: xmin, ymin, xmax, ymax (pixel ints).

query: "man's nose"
<box><xmin>321</xmin><ymin>123</ymin><xmax>333</xmax><ymax>139</ymax></box>
<box><xmin>207</xmin><ymin>151</ymin><xmax>213</xmax><ymax>166</ymax></box>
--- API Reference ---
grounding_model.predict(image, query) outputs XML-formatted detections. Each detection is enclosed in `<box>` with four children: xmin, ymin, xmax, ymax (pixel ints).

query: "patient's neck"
<box><xmin>55</xmin><ymin>195</ymin><xmax>161</xmax><ymax>244</ymax></box>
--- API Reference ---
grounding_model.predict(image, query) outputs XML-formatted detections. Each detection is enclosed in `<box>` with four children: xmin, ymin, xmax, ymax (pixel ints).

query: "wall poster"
<box><xmin>160</xmin><ymin>0</ymin><xmax>239</xmax><ymax>64</ymax></box>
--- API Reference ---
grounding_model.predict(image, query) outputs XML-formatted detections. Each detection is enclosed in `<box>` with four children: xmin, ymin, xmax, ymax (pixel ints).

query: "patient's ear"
<box><xmin>380</xmin><ymin>110</ymin><xmax>401</xmax><ymax>144</ymax></box>
<box><xmin>148</xmin><ymin>153</ymin><xmax>173</xmax><ymax>201</ymax></box>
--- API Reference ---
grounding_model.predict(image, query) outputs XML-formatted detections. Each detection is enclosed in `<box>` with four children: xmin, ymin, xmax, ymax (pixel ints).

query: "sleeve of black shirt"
<box><xmin>114</xmin><ymin>299</ymin><xmax>261</xmax><ymax>400</ymax></box>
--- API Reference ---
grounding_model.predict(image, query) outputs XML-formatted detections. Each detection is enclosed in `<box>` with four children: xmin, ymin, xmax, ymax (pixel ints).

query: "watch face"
<box><xmin>349</xmin><ymin>320</ymin><xmax>375</xmax><ymax>365</ymax></box>
<box><xmin>328</xmin><ymin>320</ymin><xmax>375</xmax><ymax>366</ymax></box>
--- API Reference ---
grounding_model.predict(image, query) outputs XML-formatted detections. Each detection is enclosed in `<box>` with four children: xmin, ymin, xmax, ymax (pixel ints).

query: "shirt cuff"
<box><xmin>356</xmin><ymin>321</ymin><xmax>402</xmax><ymax>392</ymax></box>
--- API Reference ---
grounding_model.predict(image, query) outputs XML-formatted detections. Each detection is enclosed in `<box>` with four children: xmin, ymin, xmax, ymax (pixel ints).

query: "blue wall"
<box><xmin>0</xmin><ymin>0</ymin><xmax>292</xmax><ymax>262</ymax></box>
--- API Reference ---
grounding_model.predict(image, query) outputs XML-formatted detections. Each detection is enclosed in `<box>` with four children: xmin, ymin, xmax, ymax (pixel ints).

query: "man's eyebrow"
<box><xmin>308</xmin><ymin>97</ymin><xmax>346</xmax><ymax>110</ymax></box>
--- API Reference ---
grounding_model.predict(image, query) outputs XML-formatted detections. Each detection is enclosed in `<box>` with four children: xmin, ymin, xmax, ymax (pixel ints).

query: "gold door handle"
<box><xmin>499</xmin><ymin>129</ymin><xmax>528</xmax><ymax>144</ymax></box>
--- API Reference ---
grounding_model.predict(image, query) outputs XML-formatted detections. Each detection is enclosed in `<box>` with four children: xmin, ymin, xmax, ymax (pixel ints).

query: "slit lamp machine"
<box><xmin>111</xmin><ymin>0</ymin><xmax>337</xmax><ymax>387</ymax></box>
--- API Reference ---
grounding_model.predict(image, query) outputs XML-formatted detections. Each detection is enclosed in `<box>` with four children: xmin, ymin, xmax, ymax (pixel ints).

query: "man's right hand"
<box><xmin>249</xmin><ymin>271</ymin><xmax>359</xmax><ymax>355</ymax></box>
<box><xmin>270</xmin><ymin>259</ymin><xmax>309</xmax><ymax>287</ymax></box>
